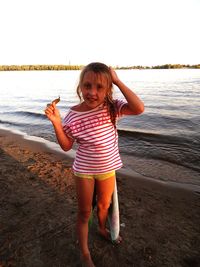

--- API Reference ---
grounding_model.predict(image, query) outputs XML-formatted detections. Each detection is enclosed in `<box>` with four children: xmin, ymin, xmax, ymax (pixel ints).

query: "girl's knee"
<box><xmin>97</xmin><ymin>200</ymin><xmax>110</xmax><ymax>212</ymax></box>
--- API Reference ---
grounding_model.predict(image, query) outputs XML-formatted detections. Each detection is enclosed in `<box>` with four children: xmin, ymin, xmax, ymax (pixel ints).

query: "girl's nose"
<box><xmin>88</xmin><ymin>87</ymin><xmax>97</xmax><ymax>96</ymax></box>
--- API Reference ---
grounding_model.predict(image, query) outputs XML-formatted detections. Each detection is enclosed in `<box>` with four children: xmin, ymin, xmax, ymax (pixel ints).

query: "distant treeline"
<box><xmin>0</xmin><ymin>64</ymin><xmax>199</xmax><ymax>71</ymax></box>
<box><xmin>117</xmin><ymin>64</ymin><xmax>200</xmax><ymax>69</ymax></box>
<box><xmin>0</xmin><ymin>65</ymin><xmax>83</xmax><ymax>71</ymax></box>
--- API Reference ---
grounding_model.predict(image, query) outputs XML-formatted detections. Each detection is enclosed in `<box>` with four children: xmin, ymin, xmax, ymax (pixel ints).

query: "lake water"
<box><xmin>0</xmin><ymin>69</ymin><xmax>200</xmax><ymax>191</ymax></box>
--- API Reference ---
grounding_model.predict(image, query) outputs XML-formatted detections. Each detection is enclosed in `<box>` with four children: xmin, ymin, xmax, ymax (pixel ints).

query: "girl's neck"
<box><xmin>72</xmin><ymin>101</ymin><xmax>105</xmax><ymax>112</ymax></box>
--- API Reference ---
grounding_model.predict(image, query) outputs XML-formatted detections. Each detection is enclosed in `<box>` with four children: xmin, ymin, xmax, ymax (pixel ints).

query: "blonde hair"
<box><xmin>76</xmin><ymin>62</ymin><xmax>117</xmax><ymax>127</ymax></box>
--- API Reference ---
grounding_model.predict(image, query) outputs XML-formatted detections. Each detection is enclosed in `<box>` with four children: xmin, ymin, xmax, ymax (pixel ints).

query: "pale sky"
<box><xmin>0</xmin><ymin>0</ymin><xmax>199</xmax><ymax>67</ymax></box>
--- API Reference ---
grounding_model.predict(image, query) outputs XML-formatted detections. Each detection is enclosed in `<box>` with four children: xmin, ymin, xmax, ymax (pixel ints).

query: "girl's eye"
<box><xmin>97</xmin><ymin>84</ymin><xmax>103</xmax><ymax>90</ymax></box>
<box><xmin>84</xmin><ymin>83</ymin><xmax>91</xmax><ymax>89</ymax></box>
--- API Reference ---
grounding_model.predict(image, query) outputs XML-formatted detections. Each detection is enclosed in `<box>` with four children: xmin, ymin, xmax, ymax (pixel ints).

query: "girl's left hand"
<box><xmin>109</xmin><ymin>67</ymin><xmax>120</xmax><ymax>85</ymax></box>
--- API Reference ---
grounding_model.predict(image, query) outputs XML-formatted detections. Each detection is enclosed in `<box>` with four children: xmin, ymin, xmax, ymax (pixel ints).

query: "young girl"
<box><xmin>45</xmin><ymin>62</ymin><xmax>144</xmax><ymax>267</ymax></box>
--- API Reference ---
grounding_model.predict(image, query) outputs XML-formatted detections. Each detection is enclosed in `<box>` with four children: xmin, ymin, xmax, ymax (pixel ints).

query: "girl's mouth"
<box><xmin>87</xmin><ymin>97</ymin><xmax>97</xmax><ymax>102</ymax></box>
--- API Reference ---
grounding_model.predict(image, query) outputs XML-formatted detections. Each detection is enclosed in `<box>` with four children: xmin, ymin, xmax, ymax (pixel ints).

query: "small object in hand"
<box><xmin>52</xmin><ymin>96</ymin><xmax>60</xmax><ymax>105</ymax></box>
<box><xmin>46</xmin><ymin>96</ymin><xmax>60</xmax><ymax>107</ymax></box>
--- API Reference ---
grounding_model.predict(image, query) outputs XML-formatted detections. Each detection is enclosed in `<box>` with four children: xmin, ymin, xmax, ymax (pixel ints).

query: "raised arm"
<box><xmin>109</xmin><ymin>67</ymin><xmax>144</xmax><ymax>115</ymax></box>
<box><xmin>45</xmin><ymin>103</ymin><xmax>74</xmax><ymax>151</ymax></box>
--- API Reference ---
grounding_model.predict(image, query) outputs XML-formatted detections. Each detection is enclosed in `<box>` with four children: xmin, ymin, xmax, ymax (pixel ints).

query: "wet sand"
<box><xmin>0</xmin><ymin>128</ymin><xmax>200</xmax><ymax>267</ymax></box>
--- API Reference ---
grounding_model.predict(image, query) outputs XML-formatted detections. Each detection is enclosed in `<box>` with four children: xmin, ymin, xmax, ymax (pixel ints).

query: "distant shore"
<box><xmin>0</xmin><ymin>63</ymin><xmax>200</xmax><ymax>71</ymax></box>
<box><xmin>0</xmin><ymin>127</ymin><xmax>200</xmax><ymax>266</ymax></box>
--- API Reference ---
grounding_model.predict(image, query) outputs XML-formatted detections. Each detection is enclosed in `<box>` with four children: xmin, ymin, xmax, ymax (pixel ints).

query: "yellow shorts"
<box><xmin>74</xmin><ymin>170</ymin><xmax>115</xmax><ymax>181</ymax></box>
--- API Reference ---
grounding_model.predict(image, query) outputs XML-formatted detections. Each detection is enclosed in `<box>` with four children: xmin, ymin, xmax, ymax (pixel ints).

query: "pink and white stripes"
<box><xmin>63</xmin><ymin>100</ymin><xmax>125</xmax><ymax>174</ymax></box>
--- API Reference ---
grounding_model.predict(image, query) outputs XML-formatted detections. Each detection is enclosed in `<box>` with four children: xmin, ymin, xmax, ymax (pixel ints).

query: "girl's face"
<box><xmin>80</xmin><ymin>71</ymin><xmax>109</xmax><ymax>109</ymax></box>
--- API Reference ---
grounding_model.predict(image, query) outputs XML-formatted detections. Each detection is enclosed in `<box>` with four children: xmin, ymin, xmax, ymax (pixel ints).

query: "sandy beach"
<box><xmin>0</xmin><ymin>128</ymin><xmax>200</xmax><ymax>267</ymax></box>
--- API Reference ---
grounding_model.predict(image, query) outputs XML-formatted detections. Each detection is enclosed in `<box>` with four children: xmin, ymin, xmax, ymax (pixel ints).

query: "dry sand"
<box><xmin>0</xmin><ymin>129</ymin><xmax>200</xmax><ymax>267</ymax></box>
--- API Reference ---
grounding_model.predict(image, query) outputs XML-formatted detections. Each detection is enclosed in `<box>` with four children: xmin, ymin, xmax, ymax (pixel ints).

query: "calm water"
<box><xmin>0</xmin><ymin>69</ymin><xmax>200</xmax><ymax>189</ymax></box>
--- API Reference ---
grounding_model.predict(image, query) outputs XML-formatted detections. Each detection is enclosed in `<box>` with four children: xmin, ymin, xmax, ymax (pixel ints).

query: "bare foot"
<box><xmin>98</xmin><ymin>228</ymin><xmax>122</xmax><ymax>244</ymax></box>
<box><xmin>81</xmin><ymin>253</ymin><xmax>95</xmax><ymax>267</ymax></box>
<box><xmin>98</xmin><ymin>228</ymin><xmax>111</xmax><ymax>240</ymax></box>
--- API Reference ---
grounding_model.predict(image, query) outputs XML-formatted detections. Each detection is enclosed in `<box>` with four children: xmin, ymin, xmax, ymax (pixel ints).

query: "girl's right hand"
<box><xmin>44</xmin><ymin>102</ymin><xmax>61</xmax><ymax>124</ymax></box>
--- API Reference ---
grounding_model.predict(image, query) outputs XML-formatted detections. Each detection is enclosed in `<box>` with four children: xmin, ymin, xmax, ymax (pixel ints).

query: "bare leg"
<box><xmin>96</xmin><ymin>176</ymin><xmax>115</xmax><ymax>238</ymax></box>
<box><xmin>75</xmin><ymin>176</ymin><xmax>95</xmax><ymax>267</ymax></box>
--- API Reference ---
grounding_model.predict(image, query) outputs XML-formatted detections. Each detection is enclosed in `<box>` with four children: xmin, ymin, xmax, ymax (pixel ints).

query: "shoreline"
<box><xmin>0</xmin><ymin>127</ymin><xmax>199</xmax><ymax>194</ymax></box>
<box><xmin>0</xmin><ymin>127</ymin><xmax>200</xmax><ymax>266</ymax></box>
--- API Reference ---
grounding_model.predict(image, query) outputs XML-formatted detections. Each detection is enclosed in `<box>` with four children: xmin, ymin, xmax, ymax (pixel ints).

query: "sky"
<box><xmin>0</xmin><ymin>0</ymin><xmax>199</xmax><ymax>67</ymax></box>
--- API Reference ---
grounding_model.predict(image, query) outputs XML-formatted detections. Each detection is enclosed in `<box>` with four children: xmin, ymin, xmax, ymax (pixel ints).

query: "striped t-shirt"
<box><xmin>62</xmin><ymin>99</ymin><xmax>126</xmax><ymax>174</ymax></box>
